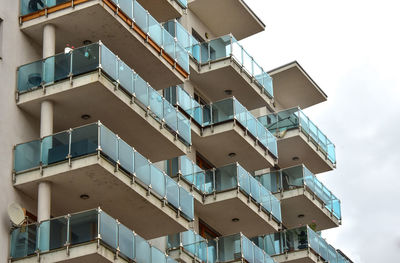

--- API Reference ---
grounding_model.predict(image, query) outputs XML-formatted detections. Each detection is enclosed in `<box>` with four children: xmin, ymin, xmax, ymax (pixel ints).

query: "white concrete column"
<box><xmin>43</xmin><ymin>24</ymin><xmax>56</xmax><ymax>58</ymax></box>
<box><xmin>37</xmin><ymin>181</ymin><xmax>52</xmax><ymax>222</ymax></box>
<box><xmin>40</xmin><ymin>100</ymin><xmax>54</xmax><ymax>138</ymax></box>
<box><xmin>37</xmin><ymin>24</ymin><xmax>55</xmax><ymax>229</ymax></box>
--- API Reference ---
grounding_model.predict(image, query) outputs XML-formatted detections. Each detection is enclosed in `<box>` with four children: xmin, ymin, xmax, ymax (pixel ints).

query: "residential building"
<box><xmin>0</xmin><ymin>0</ymin><xmax>352</xmax><ymax>262</ymax></box>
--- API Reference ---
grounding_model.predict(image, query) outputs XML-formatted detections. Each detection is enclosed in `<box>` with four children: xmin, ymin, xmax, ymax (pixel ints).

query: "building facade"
<box><xmin>0</xmin><ymin>0</ymin><xmax>352</xmax><ymax>262</ymax></box>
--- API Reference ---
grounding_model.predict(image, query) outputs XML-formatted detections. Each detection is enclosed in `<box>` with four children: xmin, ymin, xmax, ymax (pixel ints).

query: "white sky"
<box><xmin>241</xmin><ymin>0</ymin><xmax>400</xmax><ymax>262</ymax></box>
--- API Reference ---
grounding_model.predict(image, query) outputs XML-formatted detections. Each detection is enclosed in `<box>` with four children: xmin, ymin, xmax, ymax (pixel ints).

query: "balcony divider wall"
<box><xmin>17</xmin><ymin>42</ymin><xmax>191</xmax><ymax>145</ymax></box>
<box><xmin>13</xmin><ymin>122</ymin><xmax>194</xmax><ymax>221</ymax></box>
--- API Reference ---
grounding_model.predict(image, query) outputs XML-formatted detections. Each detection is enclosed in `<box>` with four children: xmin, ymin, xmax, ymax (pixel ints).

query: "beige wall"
<box><xmin>0</xmin><ymin>2</ymin><xmax>44</xmax><ymax>260</ymax></box>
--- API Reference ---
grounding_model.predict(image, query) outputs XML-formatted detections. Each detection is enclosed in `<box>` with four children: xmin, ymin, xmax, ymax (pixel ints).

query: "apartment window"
<box><xmin>196</xmin><ymin>151</ymin><xmax>214</xmax><ymax>170</ymax></box>
<box><xmin>199</xmin><ymin>219</ymin><xmax>220</xmax><ymax>240</ymax></box>
<box><xmin>0</xmin><ymin>18</ymin><xmax>3</xmax><ymax>60</ymax></box>
<box><xmin>192</xmin><ymin>29</ymin><xmax>205</xmax><ymax>43</ymax></box>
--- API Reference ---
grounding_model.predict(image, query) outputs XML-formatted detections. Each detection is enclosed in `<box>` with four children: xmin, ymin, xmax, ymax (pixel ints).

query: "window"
<box><xmin>192</xmin><ymin>29</ymin><xmax>205</xmax><ymax>43</ymax></box>
<box><xmin>199</xmin><ymin>219</ymin><xmax>220</xmax><ymax>240</ymax></box>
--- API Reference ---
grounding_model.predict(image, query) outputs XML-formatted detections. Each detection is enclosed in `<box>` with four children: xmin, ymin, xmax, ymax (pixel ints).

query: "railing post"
<box><xmin>97</xmin><ymin>208</ymin><xmax>102</xmax><ymax>241</ymax></box>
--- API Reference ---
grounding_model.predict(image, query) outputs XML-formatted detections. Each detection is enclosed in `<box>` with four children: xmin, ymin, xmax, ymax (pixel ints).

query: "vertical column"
<box><xmin>43</xmin><ymin>24</ymin><xmax>56</xmax><ymax>58</ymax></box>
<box><xmin>38</xmin><ymin>23</ymin><xmax>56</xmax><ymax>252</ymax></box>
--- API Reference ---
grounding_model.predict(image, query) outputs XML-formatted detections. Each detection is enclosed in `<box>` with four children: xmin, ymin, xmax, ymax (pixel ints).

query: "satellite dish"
<box><xmin>7</xmin><ymin>203</ymin><xmax>26</xmax><ymax>226</ymax></box>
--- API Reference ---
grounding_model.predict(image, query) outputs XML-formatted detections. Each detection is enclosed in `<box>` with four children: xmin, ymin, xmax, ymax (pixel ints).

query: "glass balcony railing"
<box><xmin>166</xmin><ymin>230</ymin><xmax>277</xmax><ymax>263</ymax></box>
<box><xmin>163</xmin><ymin>20</ymin><xmax>201</xmax><ymax>62</ymax></box>
<box><xmin>19</xmin><ymin>0</ymin><xmax>189</xmax><ymax>73</ymax></box>
<box><xmin>13</xmin><ymin>122</ymin><xmax>194</xmax><ymax>221</ymax></box>
<box><xmin>257</xmin><ymin>165</ymin><xmax>341</xmax><ymax>220</ymax></box>
<box><xmin>10</xmin><ymin>208</ymin><xmax>178</xmax><ymax>262</ymax></box>
<box><xmin>166</xmin><ymin>156</ymin><xmax>282</xmax><ymax>222</ymax></box>
<box><xmin>163</xmin><ymin>20</ymin><xmax>273</xmax><ymax>98</ymax></box>
<box><xmin>258</xmin><ymin>107</ymin><xmax>336</xmax><ymax>164</ymax></box>
<box><xmin>164</xmin><ymin>86</ymin><xmax>278</xmax><ymax>157</ymax></box>
<box><xmin>174</xmin><ymin>0</ymin><xmax>187</xmax><ymax>8</ymax></box>
<box><xmin>252</xmin><ymin>226</ymin><xmax>351</xmax><ymax>263</ymax></box>
<box><xmin>17</xmin><ymin>42</ymin><xmax>191</xmax><ymax>145</ymax></box>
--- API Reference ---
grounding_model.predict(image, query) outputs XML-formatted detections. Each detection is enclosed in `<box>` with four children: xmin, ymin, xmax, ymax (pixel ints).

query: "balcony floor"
<box><xmin>14</xmin><ymin>155</ymin><xmax>190</xmax><ymax>239</ymax></box>
<box><xmin>20</xmin><ymin>0</ymin><xmax>186</xmax><ymax>89</ymax></box>
<box><xmin>276</xmin><ymin>129</ymin><xmax>334</xmax><ymax>174</ymax></box>
<box><xmin>190</xmin><ymin>59</ymin><xmax>273</xmax><ymax>111</ymax></box>
<box><xmin>191</xmin><ymin>122</ymin><xmax>276</xmax><ymax>172</ymax></box>
<box><xmin>277</xmin><ymin>188</ymin><xmax>340</xmax><ymax>231</ymax></box>
<box><xmin>17</xmin><ymin>72</ymin><xmax>188</xmax><ymax>163</ymax></box>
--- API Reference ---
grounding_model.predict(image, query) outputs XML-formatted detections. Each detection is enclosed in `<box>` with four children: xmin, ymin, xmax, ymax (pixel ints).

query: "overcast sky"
<box><xmin>241</xmin><ymin>0</ymin><xmax>400</xmax><ymax>262</ymax></box>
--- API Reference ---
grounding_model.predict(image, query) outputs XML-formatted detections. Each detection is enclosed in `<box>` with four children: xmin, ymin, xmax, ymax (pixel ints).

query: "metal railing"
<box><xmin>17</xmin><ymin>42</ymin><xmax>191</xmax><ymax>145</ymax></box>
<box><xmin>253</xmin><ymin>226</ymin><xmax>351</xmax><ymax>263</ymax></box>
<box><xmin>256</xmin><ymin>165</ymin><xmax>341</xmax><ymax>220</ymax></box>
<box><xmin>166</xmin><ymin>156</ymin><xmax>282</xmax><ymax>223</ymax></box>
<box><xmin>163</xmin><ymin>20</ymin><xmax>273</xmax><ymax>98</ymax></box>
<box><xmin>258</xmin><ymin>107</ymin><xmax>336</xmax><ymax>164</ymax></box>
<box><xmin>13</xmin><ymin>122</ymin><xmax>194</xmax><ymax>221</ymax></box>
<box><xmin>165</xmin><ymin>85</ymin><xmax>278</xmax><ymax>157</ymax></box>
<box><xmin>19</xmin><ymin>0</ymin><xmax>189</xmax><ymax>72</ymax></box>
<box><xmin>9</xmin><ymin>208</ymin><xmax>179</xmax><ymax>262</ymax></box>
<box><xmin>167</xmin><ymin>230</ymin><xmax>277</xmax><ymax>263</ymax></box>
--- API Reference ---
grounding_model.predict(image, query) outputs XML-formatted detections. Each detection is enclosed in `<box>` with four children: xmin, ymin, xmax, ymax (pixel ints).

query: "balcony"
<box><xmin>137</xmin><ymin>0</ymin><xmax>187</xmax><ymax>22</ymax></box>
<box><xmin>256</xmin><ymin>165</ymin><xmax>341</xmax><ymax>231</ymax></box>
<box><xmin>188</xmin><ymin>0</ymin><xmax>265</xmax><ymax>41</ymax></box>
<box><xmin>268</xmin><ymin>61</ymin><xmax>327</xmax><ymax>110</ymax></box>
<box><xmin>9</xmin><ymin>208</ymin><xmax>179</xmax><ymax>262</ymax></box>
<box><xmin>19</xmin><ymin>0</ymin><xmax>189</xmax><ymax>89</ymax></box>
<box><xmin>165</xmin><ymin>86</ymin><xmax>278</xmax><ymax>171</ymax></box>
<box><xmin>258</xmin><ymin>107</ymin><xmax>336</xmax><ymax>174</ymax></box>
<box><xmin>166</xmin><ymin>230</ymin><xmax>277</xmax><ymax>263</ymax></box>
<box><xmin>253</xmin><ymin>226</ymin><xmax>353</xmax><ymax>263</ymax></box>
<box><xmin>165</xmin><ymin>156</ymin><xmax>281</xmax><ymax>237</ymax></box>
<box><xmin>13</xmin><ymin>123</ymin><xmax>194</xmax><ymax>239</ymax></box>
<box><xmin>17</xmin><ymin>42</ymin><xmax>191</xmax><ymax>162</ymax></box>
<box><xmin>163</xmin><ymin>23</ymin><xmax>273</xmax><ymax>110</ymax></box>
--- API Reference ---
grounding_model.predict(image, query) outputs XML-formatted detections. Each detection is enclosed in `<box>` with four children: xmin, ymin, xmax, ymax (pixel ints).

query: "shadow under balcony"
<box><xmin>165</xmin><ymin>86</ymin><xmax>278</xmax><ymax>172</ymax></box>
<box><xmin>9</xmin><ymin>208</ymin><xmax>179</xmax><ymax>263</ymax></box>
<box><xmin>256</xmin><ymin>165</ymin><xmax>341</xmax><ymax>231</ymax></box>
<box><xmin>137</xmin><ymin>0</ymin><xmax>186</xmax><ymax>22</ymax></box>
<box><xmin>253</xmin><ymin>226</ymin><xmax>351</xmax><ymax>263</ymax></box>
<box><xmin>268</xmin><ymin>61</ymin><xmax>327</xmax><ymax>111</ymax></box>
<box><xmin>17</xmin><ymin>42</ymin><xmax>191</xmax><ymax>162</ymax></box>
<box><xmin>19</xmin><ymin>0</ymin><xmax>189</xmax><ymax>89</ymax></box>
<box><xmin>188</xmin><ymin>0</ymin><xmax>265</xmax><ymax>41</ymax></box>
<box><xmin>258</xmin><ymin>107</ymin><xmax>336</xmax><ymax>174</ymax></box>
<box><xmin>165</xmin><ymin>156</ymin><xmax>282</xmax><ymax>237</ymax></box>
<box><xmin>13</xmin><ymin>123</ymin><xmax>194</xmax><ymax>239</ymax></box>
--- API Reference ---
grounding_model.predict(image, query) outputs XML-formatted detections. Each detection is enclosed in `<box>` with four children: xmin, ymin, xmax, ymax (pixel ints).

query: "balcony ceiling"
<box><xmin>269</xmin><ymin>61</ymin><xmax>327</xmax><ymax>110</ymax></box>
<box><xmin>188</xmin><ymin>0</ymin><xmax>265</xmax><ymax>40</ymax></box>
